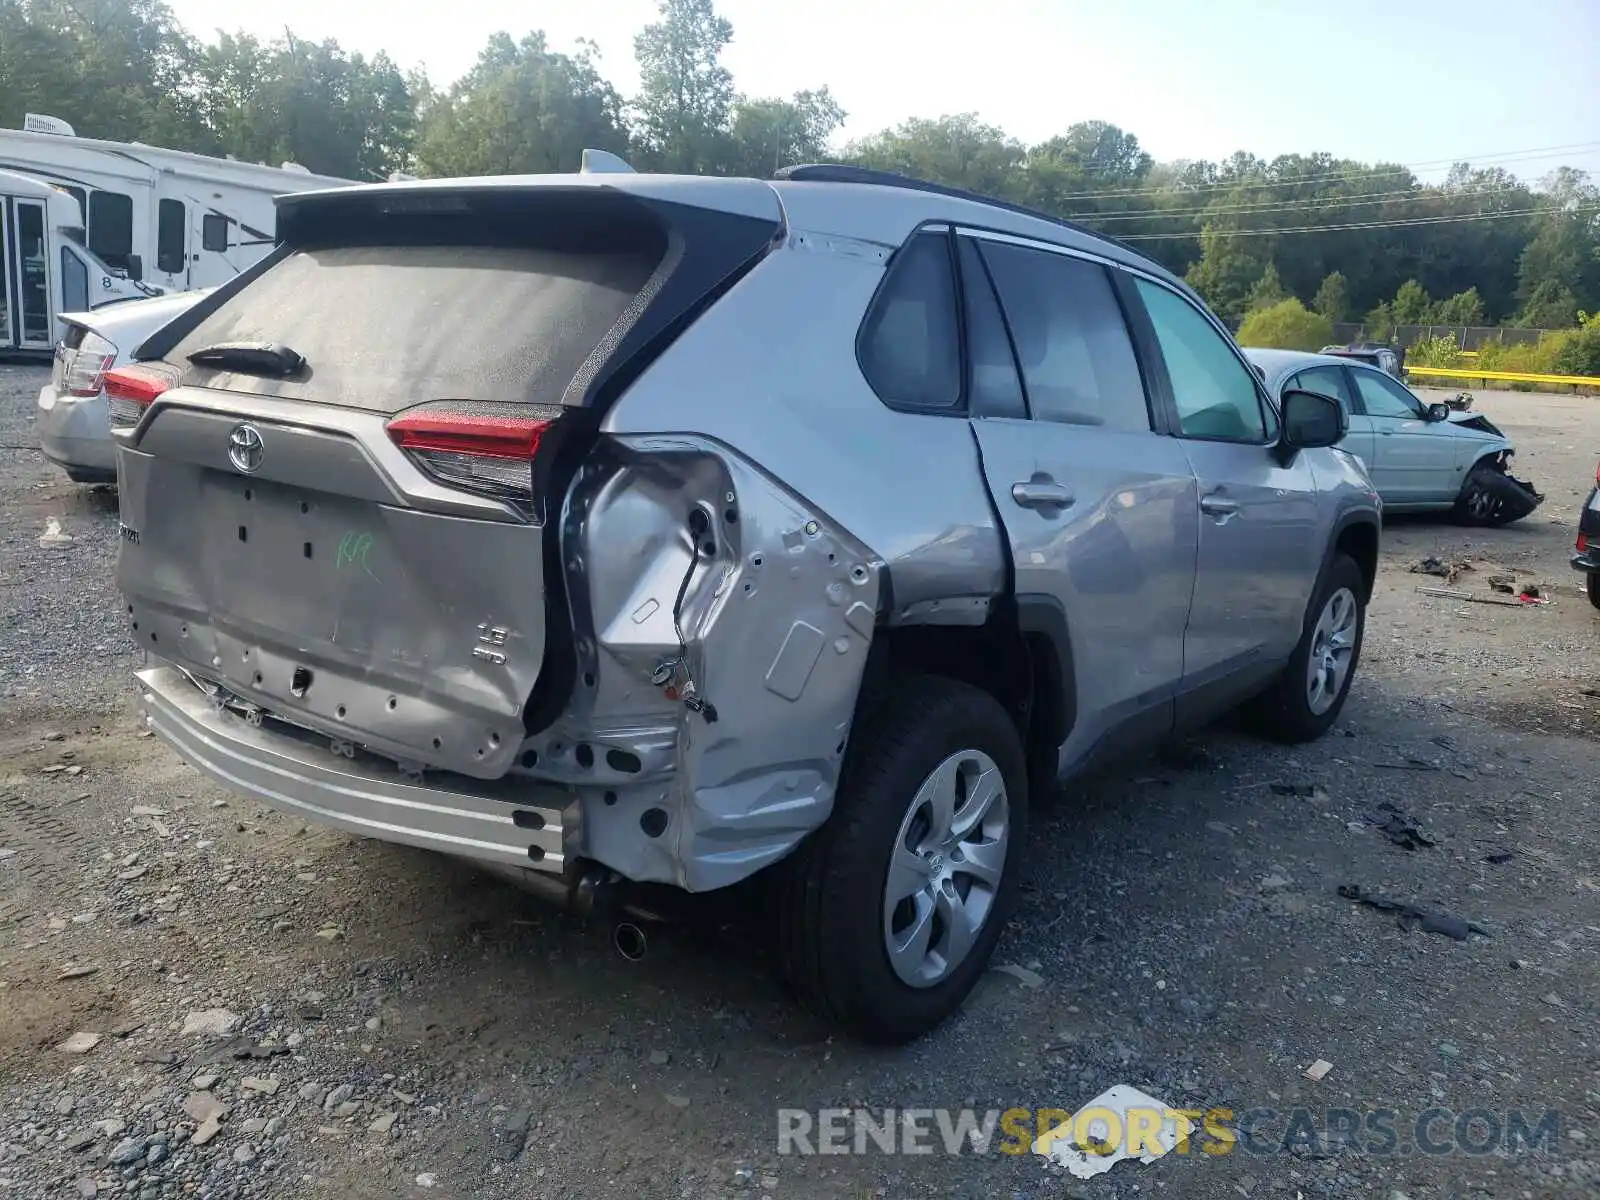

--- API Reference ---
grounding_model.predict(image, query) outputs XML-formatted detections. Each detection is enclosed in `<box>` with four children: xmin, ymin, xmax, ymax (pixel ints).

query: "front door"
<box><xmin>0</xmin><ymin>198</ymin><xmax>13</xmax><ymax>348</ymax></box>
<box><xmin>1130</xmin><ymin>277</ymin><xmax>1321</xmax><ymax>701</ymax></box>
<box><xmin>956</xmin><ymin>232</ymin><xmax>1199</xmax><ymax>763</ymax></box>
<box><xmin>12</xmin><ymin>199</ymin><xmax>54</xmax><ymax>350</ymax></box>
<box><xmin>1348</xmin><ymin>366</ymin><xmax>1453</xmax><ymax>503</ymax></box>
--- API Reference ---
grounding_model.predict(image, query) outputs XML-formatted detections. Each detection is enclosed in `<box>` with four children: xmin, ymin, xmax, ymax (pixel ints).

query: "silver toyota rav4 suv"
<box><xmin>111</xmin><ymin>156</ymin><xmax>1380</xmax><ymax>1042</ymax></box>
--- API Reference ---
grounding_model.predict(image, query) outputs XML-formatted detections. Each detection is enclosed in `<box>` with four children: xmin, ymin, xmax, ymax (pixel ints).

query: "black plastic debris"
<box><xmin>1365</xmin><ymin>801</ymin><xmax>1436</xmax><ymax>850</ymax></box>
<box><xmin>223</xmin><ymin>1037</ymin><xmax>292</xmax><ymax>1060</ymax></box>
<box><xmin>1337</xmin><ymin>884</ymin><xmax>1490</xmax><ymax>941</ymax></box>
<box><xmin>1483</xmin><ymin>851</ymin><xmax>1515</xmax><ymax>865</ymax></box>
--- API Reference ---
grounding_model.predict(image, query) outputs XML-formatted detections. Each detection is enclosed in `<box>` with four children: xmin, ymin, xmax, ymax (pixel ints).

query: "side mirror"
<box><xmin>1425</xmin><ymin>402</ymin><xmax>1451</xmax><ymax>422</ymax></box>
<box><xmin>1276</xmin><ymin>389</ymin><xmax>1346</xmax><ymax>464</ymax></box>
<box><xmin>125</xmin><ymin>254</ymin><xmax>144</xmax><ymax>282</ymax></box>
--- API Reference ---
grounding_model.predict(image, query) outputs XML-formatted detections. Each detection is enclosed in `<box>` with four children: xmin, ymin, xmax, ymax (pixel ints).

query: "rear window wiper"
<box><xmin>186</xmin><ymin>341</ymin><xmax>305</xmax><ymax>378</ymax></box>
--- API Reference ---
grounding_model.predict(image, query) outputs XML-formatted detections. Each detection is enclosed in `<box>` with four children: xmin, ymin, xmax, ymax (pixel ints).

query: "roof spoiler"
<box><xmin>580</xmin><ymin>149</ymin><xmax>635</xmax><ymax>175</ymax></box>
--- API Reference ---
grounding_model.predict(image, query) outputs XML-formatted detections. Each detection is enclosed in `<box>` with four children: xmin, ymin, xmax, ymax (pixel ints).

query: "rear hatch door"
<box><xmin>115</xmin><ymin>181</ymin><xmax>781</xmax><ymax>779</ymax></box>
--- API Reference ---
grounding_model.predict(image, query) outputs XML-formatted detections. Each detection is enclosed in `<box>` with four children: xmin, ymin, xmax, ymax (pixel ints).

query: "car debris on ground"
<box><xmin>1337</xmin><ymin>884</ymin><xmax>1491</xmax><ymax>941</ymax></box>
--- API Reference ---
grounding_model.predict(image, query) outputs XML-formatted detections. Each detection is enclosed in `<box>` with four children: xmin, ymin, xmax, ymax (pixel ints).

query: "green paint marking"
<box><xmin>336</xmin><ymin>531</ymin><xmax>379</xmax><ymax>581</ymax></box>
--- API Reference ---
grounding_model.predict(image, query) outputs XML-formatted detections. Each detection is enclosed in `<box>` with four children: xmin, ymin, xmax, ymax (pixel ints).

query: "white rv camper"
<box><xmin>1</xmin><ymin>168</ymin><xmax>156</xmax><ymax>353</ymax></box>
<box><xmin>0</xmin><ymin>117</ymin><xmax>356</xmax><ymax>301</ymax></box>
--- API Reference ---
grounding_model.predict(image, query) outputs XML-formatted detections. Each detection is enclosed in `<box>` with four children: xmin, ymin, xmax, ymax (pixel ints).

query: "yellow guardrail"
<box><xmin>1405</xmin><ymin>364</ymin><xmax>1600</xmax><ymax>387</ymax></box>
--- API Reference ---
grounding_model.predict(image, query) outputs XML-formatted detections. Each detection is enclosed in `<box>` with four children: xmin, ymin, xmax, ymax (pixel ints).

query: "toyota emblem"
<box><xmin>227</xmin><ymin>423</ymin><xmax>265</xmax><ymax>473</ymax></box>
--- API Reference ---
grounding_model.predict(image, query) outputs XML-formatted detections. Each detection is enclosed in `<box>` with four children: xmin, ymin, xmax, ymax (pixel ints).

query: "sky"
<box><xmin>164</xmin><ymin>0</ymin><xmax>1600</xmax><ymax>181</ymax></box>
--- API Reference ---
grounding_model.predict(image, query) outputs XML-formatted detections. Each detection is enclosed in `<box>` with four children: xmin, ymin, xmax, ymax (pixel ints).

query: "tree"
<box><xmin>413</xmin><ymin>33</ymin><xmax>627</xmax><ymax>177</ymax></box>
<box><xmin>1185</xmin><ymin>225</ymin><xmax>1272</xmax><ymax>327</ymax></box>
<box><xmin>1246</xmin><ymin>263</ymin><xmax>1289</xmax><ymax>312</ymax></box>
<box><xmin>1236</xmin><ymin>299</ymin><xmax>1333</xmax><ymax>351</ymax></box>
<box><xmin>196</xmin><ymin>33</ymin><xmax>417</xmax><ymax>178</ymax></box>
<box><xmin>1313</xmin><ymin>272</ymin><xmax>1350</xmax><ymax>323</ymax></box>
<box><xmin>722</xmin><ymin>88</ymin><xmax>845</xmax><ymax>177</ymax></box>
<box><xmin>846</xmin><ymin>114</ymin><xmax>1026</xmax><ymax>198</ymax></box>
<box><xmin>1429</xmin><ymin>288</ymin><xmax>1485</xmax><ymax>326</ymax></box>
<box><xmin>632</xmin><ymin>0</ymin><xmax>735</xmax><ymax>174</ymax></box>
<box><xmin>1516</xmin><ymin>280</ymin><xmax>1580</xmax><ymax>329</ymax></box>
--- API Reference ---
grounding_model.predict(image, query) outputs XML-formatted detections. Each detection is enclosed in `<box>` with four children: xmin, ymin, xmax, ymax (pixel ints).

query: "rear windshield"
<box><xmin>169</xmin><ymin>240</ymin><xmax>664</xmax><ymax>412</ymax></box>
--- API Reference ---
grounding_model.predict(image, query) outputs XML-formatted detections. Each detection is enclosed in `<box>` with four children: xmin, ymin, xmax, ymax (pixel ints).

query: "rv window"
<box><xmin>60</xmin><ymin>248</ymin><xmax>89</xmax><ymax>314</ymax></box>
<box><xmin>88</xmin><ymin>191</ymin><xmax>134</xmax><ymax>268</ymax></box>
<box><xmin>202</xmin><ymin>214</ymin><xmax>231</xmax><ymax>253</ymax></box>
<box><xmin>157</xmin><ymin>200</ymin><xmax>187</xmax><ymax>274</ymax></box>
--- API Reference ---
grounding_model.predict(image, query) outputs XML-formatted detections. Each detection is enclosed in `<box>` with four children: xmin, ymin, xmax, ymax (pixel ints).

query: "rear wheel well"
<box><xmin>1335</xmin><ymin>521</ymin><xmax>1379</xmax><ymax>602</ymax></box>
<box><xmin>863</xmin><ymin>610</ymin><xmax>1066</xmax><ymax>799</ymax></box>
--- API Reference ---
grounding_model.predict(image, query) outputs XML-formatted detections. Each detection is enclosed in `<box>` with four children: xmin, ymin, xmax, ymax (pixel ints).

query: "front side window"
<box><xmin>1350</xmin><ymin>368</ymin><xmax>1421</xmax><ymax>419</ymax></box>
<box><xmin>87</xmin><ymin>190</ymin><xmax>134</xmax><ymax>268</ymax></box>
<box><xmin>1136</xmin><ymin>279</ymin><xmax>1268</xmax><ymax>443</ymax></box>
<box><xmin>857</xmin><ymin>232</ymin><xmax>962</xmax><ymax>412</ymax></box>
<box><xmin>977</xmin><ymin>240</ymin><xmax>1150</xmax><ymax>431</ymax></box>
<box><xmin>1289</xmin><ymin>365</ymin><xmax>1356</xmax><ymax>413</ymax></box>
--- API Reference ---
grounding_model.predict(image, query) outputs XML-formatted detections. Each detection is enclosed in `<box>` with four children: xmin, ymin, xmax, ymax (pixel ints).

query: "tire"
<box><xmin>1588</xmin><ymin>571</ymin><xmax>1600</xmax><ymax>613</ymax></box>
<box><xmin>1245</xmin><ymin>553</ymin><xmax>1366</xmax><ymax>744</ymax></box>
<box><xmin>775</xmin><ymin>674</ymin><xmax>1028</xmax><ymax>1044</ymax></box>
<box><xmin>1453</xmin><ymin>464</ymin><xmax>1539</xmax><ymax>527</ymax></box>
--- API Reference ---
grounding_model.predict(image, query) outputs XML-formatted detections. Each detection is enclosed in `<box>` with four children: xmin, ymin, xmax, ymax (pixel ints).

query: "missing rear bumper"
<box><xmin>137</xmin><ymin>663</ymin><xmax>576</xmax><ymax>872</ymax></box>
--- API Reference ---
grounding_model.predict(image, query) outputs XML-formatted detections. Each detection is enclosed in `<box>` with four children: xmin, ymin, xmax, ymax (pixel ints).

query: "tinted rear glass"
<box><xmin>171</xmin><ymin>240</ymin><xmax>664</xmax><ymax>412</ymax></box>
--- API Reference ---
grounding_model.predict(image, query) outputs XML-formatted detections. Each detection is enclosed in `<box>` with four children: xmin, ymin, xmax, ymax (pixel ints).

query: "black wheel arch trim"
<box><xmin>1323</xmin><ymin>508</ymin><xmax>1381</xmax><ymax>603</ymax></box>
<box><xmin>1013</xmin><ymin>593</ymin><xmax>1076</xmax><ymax>746</ymax></box>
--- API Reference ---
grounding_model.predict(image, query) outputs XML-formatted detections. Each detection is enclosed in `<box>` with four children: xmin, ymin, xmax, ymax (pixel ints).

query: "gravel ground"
<box><xmin>2</xmin><ymin>366</ymin><xmax>1597</xmax><ymax>1200</ymax></box>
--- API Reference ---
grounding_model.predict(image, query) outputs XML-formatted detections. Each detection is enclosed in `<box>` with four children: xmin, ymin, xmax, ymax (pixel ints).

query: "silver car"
<box><xmin>112</xmin><ymin>159</ymin><xmax>1380</xmax><ymax>1042</ymax></box>
<box><xmin>1246</xmin><ymin>348</ymin><xmax>1542</xmax><ymax>525</ymax></box>
<box><xmin>36</xmin><ymin>289</ymin><xmax>208</xmax><ymax>482</ymax></box>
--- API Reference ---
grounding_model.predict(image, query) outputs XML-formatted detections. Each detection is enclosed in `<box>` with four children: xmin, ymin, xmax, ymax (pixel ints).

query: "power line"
<box><xmin>1033</xmin><ymin>141</ymin><xmax>1600</xmax><ymax>203</ymax></box>
<box><xmin>1114</xmin><ymin>205</ymin><xmax>1599</xmax><ymax>242</ymax></box>
<box><xmin>1077</xmin><ymin>182</ymin><xmax>1540</xmax><ymax>223</ymax></box>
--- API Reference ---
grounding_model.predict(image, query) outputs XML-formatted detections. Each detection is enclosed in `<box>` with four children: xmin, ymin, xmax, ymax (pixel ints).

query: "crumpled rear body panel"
<box><xmin>517</xmin><ymin>435</ymin><xmax>882</xmax><ymax>890</ymax></box>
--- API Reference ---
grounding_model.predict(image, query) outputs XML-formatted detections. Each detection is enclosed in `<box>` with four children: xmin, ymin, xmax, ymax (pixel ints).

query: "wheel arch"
<box><xmin>1329</xmin><ymin>511</ymin><xmax>1380</xmax><ymax>603</ymax></box>
<box><xmin>862</xmin><ymin>594</ymin><xmax>1074</xmax><ymax>801</ymax></box>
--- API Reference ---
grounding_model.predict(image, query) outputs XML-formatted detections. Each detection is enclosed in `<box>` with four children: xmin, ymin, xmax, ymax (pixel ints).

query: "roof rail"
<box><xmin>773</xmin><ymin>163</ymin><xmax>1122</xmax><ymax>250</ymax></box>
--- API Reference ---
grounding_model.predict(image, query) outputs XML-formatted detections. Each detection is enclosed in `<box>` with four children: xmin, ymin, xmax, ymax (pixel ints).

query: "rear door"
<box><xmin>1347</xmin><ymin>365</ymin><xmax>1455</xmax><ymax>503</ymax></box>
<box><xmin>115</xmin><ymin>183</ymin><xmax>782</xmax><ymax>780</ymax></box>
<box><xmin>1288</xmin><ymin>364</ymin><xmax>1373</xmax><ymax>471</ymax></box>
<box><xmin>1127</xmin><ymin>276</ymin><xmax>1320</xmax><ymax>700</ymax></box>
<box><xmin>953</xmin><ymin>230</ymin><xmax>1198</xmax><ymax>759</ymax></box>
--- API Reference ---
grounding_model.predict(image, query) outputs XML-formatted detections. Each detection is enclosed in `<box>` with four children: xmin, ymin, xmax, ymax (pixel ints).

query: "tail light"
<box><xmin>54</xmin><ymin>329</ymin><xmax>118</xmax><ymax>398</ymax></box>
<box><xmin>1579</xmin><ymin>532</ymin><xmax>1590</xmax><ymax>553</ymax></box>
<box><xmin>105</xmin><ymin>363</ymin><xmax>180</xmax><ymax>429</ymax></box>
<box><xmin>386</xmin><ymin>403</ymin><xmax>563</xmax><ymax>518</ymax></box>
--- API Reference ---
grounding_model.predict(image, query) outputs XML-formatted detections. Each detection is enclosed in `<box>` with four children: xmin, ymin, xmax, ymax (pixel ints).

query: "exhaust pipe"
<box><xmin>613</xmin><ymin>921</ymin><xmax>648</xmax><ymax>961</ymax></box>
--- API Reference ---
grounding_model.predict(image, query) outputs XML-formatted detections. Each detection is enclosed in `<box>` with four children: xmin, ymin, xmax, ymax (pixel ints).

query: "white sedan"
<box><xmin>1245</xmin><ymin>348</ymin><xmax>1542</xmax><ymax>525</ymax></box>
<box><xmin>36</xmin><ymin>289</ymin><xmax>208</xmax><ymax>483</ymax></box>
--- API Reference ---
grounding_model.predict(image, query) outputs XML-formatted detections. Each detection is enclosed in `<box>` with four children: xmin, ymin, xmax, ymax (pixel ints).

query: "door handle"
<box><xmin>1011</xmin><ymin>480</ymin><xmax>1075</xmax><ymax>510</ymax></box>
<box><xmin>1200</xmin><ymin>492</ymin><xmax>1241</xmax><ymax>518</ymax></box>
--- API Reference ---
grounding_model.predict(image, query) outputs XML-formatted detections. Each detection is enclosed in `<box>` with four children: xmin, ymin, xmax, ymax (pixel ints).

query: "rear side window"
<box><xmin>957</xmin><ymin>237</ymin><xmax>1026</xmax><ymax>420</ymax></box>
<box><xmin>171</xmin><ymin>241</ymin><xmax>666</xmax><ymax>412</ymax></box>
<box><xmin>157</xmin><ymin>199</ymin><xmax>186</xmax><ymax>274</ymax></box>
<box><xmin>858</xmin><ymin>232</ymin><xmax>962</xmax><ymax>412</ymax></box>
<box><xmin>88</xmin><ymin>190</ymin><xmax>134</xmax><ymax>267</ymax></box>
<box><xmin>977</xmin><ymin>240</ymin><xmax>1150</xmax><ymax>431</ymax></box>
<box><xmin>1289</xmin><ymin>366</ymin><xmax>1355</xmax><ymax>412</ymax></box>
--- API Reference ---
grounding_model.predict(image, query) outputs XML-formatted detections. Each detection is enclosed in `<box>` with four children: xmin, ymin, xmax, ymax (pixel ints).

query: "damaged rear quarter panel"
<box><xmin>526</xmin><ymin>228</ymin><xmax>1008</xmax><ymax>891</ymax></box>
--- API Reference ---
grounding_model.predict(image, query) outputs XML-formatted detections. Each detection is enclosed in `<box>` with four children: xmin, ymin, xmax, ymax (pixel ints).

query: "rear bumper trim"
<box><xmin>137</xmin><ymin>663</ymin><xmax>574</xmax><ymax>872</ymax></box>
